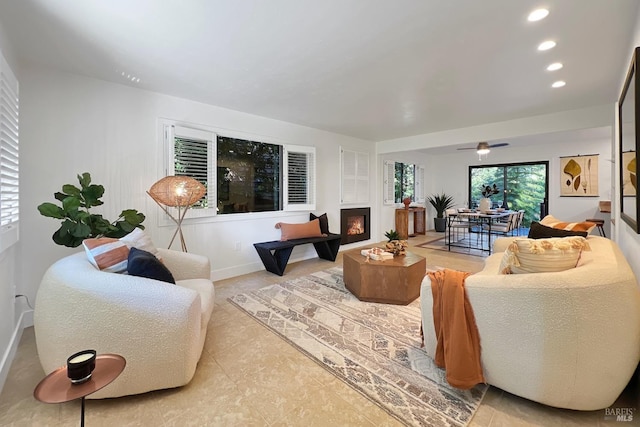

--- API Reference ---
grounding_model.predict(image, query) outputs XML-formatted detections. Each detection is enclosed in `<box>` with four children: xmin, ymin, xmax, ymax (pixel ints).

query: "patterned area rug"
<box><xmin>228</xmin><ymin>267</ymin><xmax>487</xmax><ymax>426</ymax></box>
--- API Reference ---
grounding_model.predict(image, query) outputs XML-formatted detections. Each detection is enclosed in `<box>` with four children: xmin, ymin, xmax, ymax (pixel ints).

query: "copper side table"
<box><xmin>34</xmin><ymin>354</ymin><xmax>126</xmax><ymax>427</ymax></box>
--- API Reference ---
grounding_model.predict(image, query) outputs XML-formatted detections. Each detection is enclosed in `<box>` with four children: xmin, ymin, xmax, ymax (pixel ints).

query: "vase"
<box><xmin>403</xmin><ymin>197</ymin><xmax>411</xmax><ymax>209</ymax></box>
<box><xmin>479</xmin><ymin>198</ymin><xmax>492</xmax><ymax>212</ymax></box>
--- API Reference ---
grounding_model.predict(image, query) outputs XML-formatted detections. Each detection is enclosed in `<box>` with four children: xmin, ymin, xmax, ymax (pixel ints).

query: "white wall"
<box><xmin>16</xmin><ymin>66</ymin><xmax>377</xmax><ymax>325</ymax></box>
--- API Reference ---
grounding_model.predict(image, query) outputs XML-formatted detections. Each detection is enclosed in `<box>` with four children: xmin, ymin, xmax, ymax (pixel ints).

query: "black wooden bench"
<box><xmin>253</xmin><ymin>233</ymin><xmax>342</xmax><ymax>276</ymax></box>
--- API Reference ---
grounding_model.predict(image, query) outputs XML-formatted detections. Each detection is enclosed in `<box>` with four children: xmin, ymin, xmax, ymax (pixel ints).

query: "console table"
<box><xmin>395</xmin><ymin>207</ymin><xmax>426</xmax><ymax>239</ymax></box>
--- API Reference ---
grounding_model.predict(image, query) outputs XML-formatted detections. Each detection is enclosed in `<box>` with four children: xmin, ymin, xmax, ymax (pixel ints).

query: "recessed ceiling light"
<box><xmin>117</xmin><ymin>70</ymin><xmax>141</xmax><ymax>83</ymax></box>
<box><xmin>528</xmin><ymin>8</ymin><xmax>549</xmax><ymax>22</ymax></box>
<box><xmin>547</xmin><ymin>62</ymin><xmax>563</xmax><ymax>71</ymax></box>
<box><xmin>538</xmin><ymin>40</ymin><xmax>556</xmax><ymax>51</ymax></box>
<box><xmin>552</xmin><ymin>80</ymin><xmax>566</xmax><ymax>88</ymax></box>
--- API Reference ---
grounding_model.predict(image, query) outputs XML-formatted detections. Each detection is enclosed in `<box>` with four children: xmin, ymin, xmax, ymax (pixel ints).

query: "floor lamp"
<box><xmin>147</xmin><ymin>176</ymin><xmax>206</xmax><ymax>252</ymax></box>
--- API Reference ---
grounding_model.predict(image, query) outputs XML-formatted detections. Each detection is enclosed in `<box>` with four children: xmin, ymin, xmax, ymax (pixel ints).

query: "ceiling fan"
<box><xmin>457</xmin><ymin>141</ymin><xmax>510</xmax><ymax>158</ymax></box>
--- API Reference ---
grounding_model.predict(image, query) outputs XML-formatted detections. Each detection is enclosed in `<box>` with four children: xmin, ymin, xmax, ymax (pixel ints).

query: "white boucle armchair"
<box><xmin>421</xmin><ymin>236</ymin><xmax>640</xmax><ymax>411</ymax></box>
<box><xmin>34</xmin><ymin>248</ymin><xmax>214</xmax><ymax>399</ymax></box>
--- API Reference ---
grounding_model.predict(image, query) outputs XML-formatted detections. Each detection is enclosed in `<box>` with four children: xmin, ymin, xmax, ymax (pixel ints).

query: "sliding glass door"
<box><xmin>469</xmin><ymin>161</ymin><xmax>549</xmax><ymax>227</ymax></box>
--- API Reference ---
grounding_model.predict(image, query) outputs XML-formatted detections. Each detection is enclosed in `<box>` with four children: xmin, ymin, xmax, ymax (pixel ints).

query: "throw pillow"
<box><xmin>310</xmin><ymin>212</ymin><xmax>330</xmax><ymax>235</ymax></box>
<box><xmin>127</xmin><ymin>247</ymin><xmax>176</xmax><ymax>284</ymax></box>
<box><xmin>119</xmin><ymin>227</ymin><xmax>160</xmax><ymax>259</ymax></box>
<box><xmin>540</xmin><ymin>214</ymin><xmax>596</xmax><ymax>234</ymax></box>
<box><xmin>83</xmin><ymin>228</ymin><xmax>159</xmax><ymax>273</ymax></box>
<box><xmin>82</xmin><ymin>238</ymin><xmax>130</xmax><ymax>273</ymax></box>
<box><xmin>499</xmin><ymin>237</ymin><xmax>591</xmax><ymax>274</ymax></box>
<box><xmin>275</xmin><ymin>219</ymin><xmax>324</xmax><ymax>241</ymax></box>
<box><xmin>528</xmin><ymin>221</ymin><xmax>588</xmax><ymax>239</ymax></box>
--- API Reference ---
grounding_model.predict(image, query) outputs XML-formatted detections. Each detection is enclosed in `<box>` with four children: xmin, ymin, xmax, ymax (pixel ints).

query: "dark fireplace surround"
<box><xmin>340</xmin><ymin>207</ymin><xmax>370</xmax><ymax>245</ymax></box>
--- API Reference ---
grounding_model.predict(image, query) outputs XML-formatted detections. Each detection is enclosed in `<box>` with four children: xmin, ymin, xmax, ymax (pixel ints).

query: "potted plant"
<box><xmin>427</xmin><ymin>193</ymin><xmax>455</xmax><ymax>232</ymax></box>
<box><xmin>37</xmin><ymin>172</ymin><xmax>146</xmax><ymax>247</ymax></box>
<box><xmin>479</xmin><ymin>183</ymin><xmax>499</xmax><ymax>212</ymax></box>
<box><xmin>384</xmin><ymin>229</ymin><xmax>400</xmax><ymax>241</ymax></box>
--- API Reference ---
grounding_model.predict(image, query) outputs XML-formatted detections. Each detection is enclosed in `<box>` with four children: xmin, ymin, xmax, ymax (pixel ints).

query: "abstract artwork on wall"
<box><xmin>560</xmin><ymin>154</ymin><xmax>599</xmax><ymax>197</ymax></box>
<box><xmin>622</xmin><ymin>151</ymin><xmax>637</xmax><ymax>196</ymax></box>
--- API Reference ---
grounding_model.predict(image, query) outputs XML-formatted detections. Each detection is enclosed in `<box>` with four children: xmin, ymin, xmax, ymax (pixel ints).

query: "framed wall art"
<box><xmin>622</xmin><ymin>151</ymin><xmax>637</xmax><ymax>197</ymax></box>
<box><xmin>559</xmin><ymin>154</ymin><xmax>599</xmax><ymax>197</ymax></box>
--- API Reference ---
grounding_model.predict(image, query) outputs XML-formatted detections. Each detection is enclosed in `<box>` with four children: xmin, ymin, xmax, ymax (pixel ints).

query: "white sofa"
<box><xmin>420</xmin><ymin>235</ymin><xmax>640</xmax><ymax>410</ymax></box>
<box><xmin>34</xmin><ymin>248</ymin><xmax>215</xmax><ymax>398</ymax></box>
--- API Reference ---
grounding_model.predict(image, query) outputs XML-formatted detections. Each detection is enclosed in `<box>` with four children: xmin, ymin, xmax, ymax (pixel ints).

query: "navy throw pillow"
<box><xmin>310</xmin><ymin>212</ymin><xmax>330</xmax><ymax>235</ymax></box>
<box><xmin>527</xmin><ymin>221</ymin><xmax>588</xmax><ymax>239</ymax></box>
<box><xmin>127</xmin><ymin>247</ymin><xmax>176</xmax><ymax>284</ymax></box>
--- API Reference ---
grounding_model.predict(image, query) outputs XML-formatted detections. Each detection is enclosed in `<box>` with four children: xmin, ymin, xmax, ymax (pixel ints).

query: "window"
<box><xmin>469</xmin><ymin>161</ymin><xmax>548</xmax><ymax>226</ymax></box>
<box><xmin>0</xmin><ymin>52</ymin><xmax>19</xmax><ymax>252</ymax></box>
<box><xmin>217</xmin><ymin>136</ymin><xmax>281</xmax><ymax>213</ymax></box>
<box><xmin>383</xmin><ymin>160</ymin><xmax>424</xmax><ymax>204</ymax></box>
<box><xmin>395</xmin><ymin>162</ymin><xmax>415</xmax><ymax>201</ymax></box>
<box><xmin>164</xmin><ymin>122</ymin><xmax>314</xmax><ymax>217</ymax></box>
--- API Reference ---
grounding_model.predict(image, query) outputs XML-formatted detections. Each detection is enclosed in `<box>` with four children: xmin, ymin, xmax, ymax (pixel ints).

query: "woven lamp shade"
<box><xmin>148</xmin><ymin>176</ymin><xmax>206</xmax><ymax>207</ymax></box>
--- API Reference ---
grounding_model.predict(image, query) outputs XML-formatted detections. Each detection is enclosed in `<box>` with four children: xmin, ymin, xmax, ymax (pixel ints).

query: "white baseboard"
<box><xmin>211</xmin><ymin>261</ymin><xmax>265</xmax><ymax>281</ymax></box>
<box><xmin>0</xmin><ymin>308</ymin><xmax>32</xmax><ymax>395</ymax></box>
<box><xmin>210</xmin><ymin>248</ymin><xmax>331</xmax><ymax>282</ymax></box>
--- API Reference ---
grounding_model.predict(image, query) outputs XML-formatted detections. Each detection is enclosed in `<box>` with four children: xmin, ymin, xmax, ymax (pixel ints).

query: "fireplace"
<box><xmin>340</xmin><ymin>207</ymin><xmax>370</xmax><ymax>244</ymax></box>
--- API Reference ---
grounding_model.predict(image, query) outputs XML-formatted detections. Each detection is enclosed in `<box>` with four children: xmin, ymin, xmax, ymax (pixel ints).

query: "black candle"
<box><xmin>66</xmin><ymin>350</ymin><xmax>96</xmax><ymax>384</ymax></box>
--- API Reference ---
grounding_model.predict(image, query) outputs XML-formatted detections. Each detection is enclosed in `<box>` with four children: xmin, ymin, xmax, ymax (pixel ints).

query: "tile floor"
<box><xmin>0</xmin><ymin>233</ymin><xmax>637</xmax><ymax>426</ymax></box>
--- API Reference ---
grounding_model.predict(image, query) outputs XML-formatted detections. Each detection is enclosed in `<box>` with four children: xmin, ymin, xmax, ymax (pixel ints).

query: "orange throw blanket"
<box><xmin>428</xmin><ymin>269</ymin><xmax>485</xmax><ymax>389</ymax></box>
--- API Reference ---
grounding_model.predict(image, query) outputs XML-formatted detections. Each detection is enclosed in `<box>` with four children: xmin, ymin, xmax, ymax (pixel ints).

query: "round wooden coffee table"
<box><xmin>34</xmin><ymin>354</ymin><xmax>126</xmax><ymax>427</ymax></box>
<box><xmin>342</xmin><ymin>248</ymin><xmax>426</xmax><ymax>305</ymax></box>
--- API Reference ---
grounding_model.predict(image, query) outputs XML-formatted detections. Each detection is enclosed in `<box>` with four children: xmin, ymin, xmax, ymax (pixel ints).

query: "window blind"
<box><xmin>165</xmin><ymin>124</ymin><xmax>215</xmax><ymax>212</ymax></box>
<box><xmin>383</xmin><ymin>160</ymin><xmax>395</xmax><ymax>204</ymax></box>
<box><xmin>284</xmin><ymin>145</ymin><xmax>315</xmax><ymax>211</ymax></box>
<box><xmin>0</xmin><ymin>52</ymin><xmax>18</xmax><ymax>251</ymax></box>
<box><xmin>415</xmin><ymin>165</ymin><xmax>425</xmax><ymax>202</ymax></box>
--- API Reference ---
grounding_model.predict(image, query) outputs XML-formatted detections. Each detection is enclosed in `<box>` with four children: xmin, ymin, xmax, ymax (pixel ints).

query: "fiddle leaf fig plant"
<box><xmin>38</xmin><ymin>172</ymin><xmax>145</xmax><ymax>247</ymax></box>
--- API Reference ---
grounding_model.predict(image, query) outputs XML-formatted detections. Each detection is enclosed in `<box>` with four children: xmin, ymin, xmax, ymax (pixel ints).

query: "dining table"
<box><xmin>446</xmin><ymin>209</ymin><xmax>514</xmax><ymax>254</ymax></box>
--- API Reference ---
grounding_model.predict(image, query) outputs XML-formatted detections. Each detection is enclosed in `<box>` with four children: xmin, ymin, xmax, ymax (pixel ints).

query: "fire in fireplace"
<box><xmin>347</xmin><ymin>216</ymin><xmax>364</xmax><ymax>235</ymax></box>
<box><xmin>340</xmin><ymin>207</ymin><xmax>370</xmax><ymax>244</ymax></box>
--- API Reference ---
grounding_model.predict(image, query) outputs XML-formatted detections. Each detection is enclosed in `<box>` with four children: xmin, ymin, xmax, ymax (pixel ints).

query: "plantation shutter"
<box><xmin>415</xmin><ymin>165</ymin><xmax>425</xmax><ymax>203</ymax></box>
<box><xmin>340</xmin><ymin>148</ymin><xmax>369</xmax><ymax>204</ymax></box>
<box><xmin>0</xmin><ymin>52</ymin><xmax>19</xmax><ymax>252</ymax></box>
<box><xmin>383</xmin><ymin>160</ymin><xmax>395</xmax><ymax>205</ymax></box>
<box><xmin>284</xmin><ymin>145</ymin><xmax>315</xmax><ymax>211</ymax></box>
<box><xmin>165</xmin><ymin>124</ymin><xmax>215</xmax><ymax>213</ymax></box>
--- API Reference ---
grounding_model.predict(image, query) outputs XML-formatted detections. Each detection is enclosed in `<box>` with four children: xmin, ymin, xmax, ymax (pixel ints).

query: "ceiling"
<box><xmin>0</xmin><ymin>0</ymin><xmax>637</xmax><ymax>142</ymax></box>
<box><xmin>419</xmin><ymin>126</ymin><xmax>614</xmax><ymax>155</ymax></box>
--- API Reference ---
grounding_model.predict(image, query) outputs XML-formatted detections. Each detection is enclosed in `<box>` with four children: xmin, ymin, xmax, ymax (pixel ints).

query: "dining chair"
<box><xmin>446</xmin><ymin>208</ymin><xmax>471</xmax><ymax>244</ymax></box>
<box><xmin>484</xmin><ymin>212</ymin><xmax>517</xmax><ymax>237</ymax></box>
<box><xmin>515</xmin><ymin>210</ymin><xmax>525</xmax><ymax>236</ymax></box>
